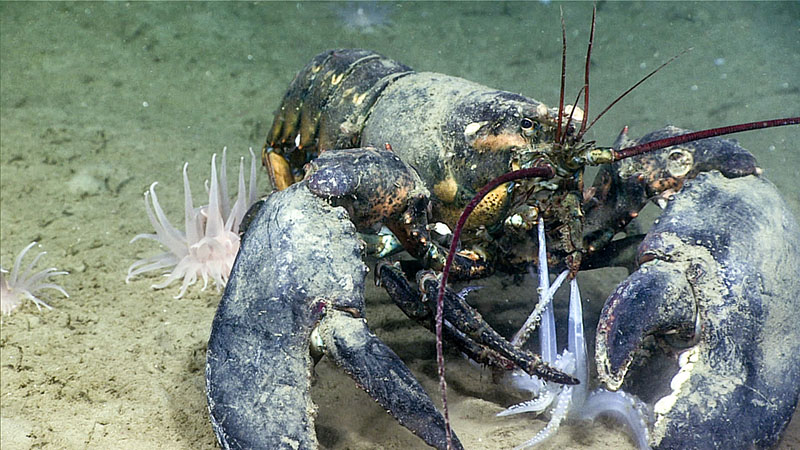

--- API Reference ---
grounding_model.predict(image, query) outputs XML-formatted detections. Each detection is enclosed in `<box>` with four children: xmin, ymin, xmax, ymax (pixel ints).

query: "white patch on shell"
<box><xmin>563</xmin><ymin>104</ymin><xmax>584</xmax><ymax>123</ymax></box>
<box><xmin>430</xmin><ymin>222</ymin><xmax>452</xmax><ymax>236</ymax></box>
<box><xmin>463</xmin><ymin>121</ymin><xmax>487</xmax><ymax>141</ymax></box>
<box><xmin>536</xmin><ymin>103</ymin><xmax>549</xmax><ymax>118</ymax></box>
<box><xmin>310</xmin><ymin>326</ymin><xmax>325</xmax><ymax>354</ymax></box>
<box><xmin>338</xmin><ymin>274</ymin><xmax>354</xmax><ymax>292</ymax></box>
<box><xmin>505</xmin><ymin>213</ymin><xmax>524</xmax><ymax>227</ymax></box>
<box><xmin>666</xmin><ymin>148</ymin><xmax>694</xmax><ymax>178</ymax></box>
<box><xmin>653</xmin><ymin>346</ymin><xmax>699</xmax><ymax>421</ymax></box>
<box><xmin>653</xmin><ymin>394</ymin><xmax>677</xmax><ymax>416</ymax></box>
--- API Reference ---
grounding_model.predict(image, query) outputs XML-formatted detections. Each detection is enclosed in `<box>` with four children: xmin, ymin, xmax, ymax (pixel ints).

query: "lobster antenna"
<box><xmin>579</xmin><ymin>4</ymin><xmax>596</xmax><ymax>138</ymax></box>
<box><xmin>561</xmin><ymin>86</ymin><xmax>586</xmax><ymax>146</ymax></box>
<box><xmin>556</xmin><ymin>7</ymin><xmax>567</xmax><ymax>145</ymax></box>
<box><xmin>434</xmin><ymin>166</ymin><xmax>557</xmax><ymax>448</ymax></box>
<box><xmin>612</xmin><ymin>117</ymin><xmax>800</xmax><ymax>161</ymax></box>
<box><xmin>580</xmin><ymin>48</ymin><xmax>692</xmax><ymax>138</ymax></box>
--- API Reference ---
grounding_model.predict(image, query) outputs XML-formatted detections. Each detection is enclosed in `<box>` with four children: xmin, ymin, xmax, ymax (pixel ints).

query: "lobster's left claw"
<box><xmin>596</xmin><ymin>171</ymin><xmax>800</xmax><ymax>449</ymax></box>
<box><xmin>596</xmin><ymin>260</ymin><xmax>697</xmax><ymax>391</ymax></box>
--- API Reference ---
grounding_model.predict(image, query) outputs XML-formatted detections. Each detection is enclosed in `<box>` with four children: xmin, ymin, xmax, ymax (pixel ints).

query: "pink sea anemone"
<box><xmin>1</xmin><ymin>241</ymin><xmax>69</xmax><ymax>315</ymax></box>
<box><xmin>126</xmin><ymin>148</ymin><xmax>258</xmax><ymax>298</ymax></box>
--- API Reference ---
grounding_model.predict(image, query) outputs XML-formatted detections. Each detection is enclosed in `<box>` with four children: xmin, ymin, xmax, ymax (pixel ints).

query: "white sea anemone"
<box><xmin>1</xmin><ymin>241</ymin><xmax>69</xmax><ymax>315</ymax></box>
<box><xmin>126</xmin><ymin>148</ymin><xmax>258</xmax><ymax>298</ymax></box>
<box><xmin>500</xmin><ymin>219</ymin><xmax>650</xmax><ymax>449</ymax></box>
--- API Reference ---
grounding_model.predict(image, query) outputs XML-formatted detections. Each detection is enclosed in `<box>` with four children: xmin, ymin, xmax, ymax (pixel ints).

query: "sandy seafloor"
<box><xmin>1</xmin><ymin>1</ymin><xmax>799</xmax><ymax>449</ymax></box>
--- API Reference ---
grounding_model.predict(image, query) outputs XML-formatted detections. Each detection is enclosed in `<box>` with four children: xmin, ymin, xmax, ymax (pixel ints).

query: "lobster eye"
<box><xmin>521</xmin><ymin>118</ymin><xmax>534</xmax><ymax>130</ymax></box>
<box><xmin>521</xmin><ymin>117</ymin><xmax>539</xmax><ymax>138</ymax></box>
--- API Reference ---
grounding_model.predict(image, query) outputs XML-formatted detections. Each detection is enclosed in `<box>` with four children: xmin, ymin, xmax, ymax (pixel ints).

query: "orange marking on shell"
<box><xmin>652</xmin><ymin>178</ymin><xmax>681</xmax><ymax>193</ymax></box>
<box><xmin>471</xmin><ymin>133</ymin><xmax>527</xmax><ymax>153</ymax></box>
<box><xmin>433</xmin><ymin>176</ymin><xmax>459</xmax><ymax>204</ymax></box>
<box><xmin>438</xmin><ymin>182</ymin><xmax>510</xmax><ymax>232</ymax></box>
<box><xmin>268</xmin><ymin>153</ymin><xmax>295</xmax><ymax>191</ymax></box>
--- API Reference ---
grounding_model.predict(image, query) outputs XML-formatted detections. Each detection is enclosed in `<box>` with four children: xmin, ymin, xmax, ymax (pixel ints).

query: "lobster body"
<box><xmin>265</xmin><ymin>49</ymin><xmax>581</xmax><ymax>273</ymax></box>
<box><xmin>362</xmin><ymin>73</ymin><xmax>552</xmax><ymax>230</ymax></box>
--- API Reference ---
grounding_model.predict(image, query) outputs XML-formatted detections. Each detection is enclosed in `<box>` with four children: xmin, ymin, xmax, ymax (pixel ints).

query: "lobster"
<box><xmin>206</xmin><ymin>26</ymin><xmax>799</xmax><ymax>450</ymax></box>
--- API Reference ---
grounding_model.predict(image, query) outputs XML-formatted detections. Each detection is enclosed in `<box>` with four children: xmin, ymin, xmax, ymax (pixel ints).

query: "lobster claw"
<box><xmin>318</xmin><ymin>310</ymin><xmax>462</xmax><ymax>450</ymax></box>
<box><xmin>596</xmin><ymin>258</ymin><xmax>698</xmax><ymax>391</ymax></box>
<box><xmin>207</xmin><ymin>165</ymin><xmax>462</xmax><ymax>449</ymax></box>
<box><xmin>595</xmin><ymin>171</ymin><xmax>800</xmax><ymax>449</ymax></box>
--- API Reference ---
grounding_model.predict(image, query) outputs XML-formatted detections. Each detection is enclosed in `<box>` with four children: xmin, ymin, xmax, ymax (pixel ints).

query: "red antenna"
<box><xmin>433</xmin><ymin>166</ymin><xmax>556</xmax><ymax>449</ymax></box>
<box><xmin>579</xmin><ymin>5</ymin><xmax>596</xmax><ymax>138</ymax></box>
<box><xmin>612</xmin><ymin>117</ymin><xmax>800</xmax><ymax>161</ymax></box>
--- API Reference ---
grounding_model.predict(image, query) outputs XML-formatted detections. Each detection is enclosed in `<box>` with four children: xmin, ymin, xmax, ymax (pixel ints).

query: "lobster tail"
<box><xmin>264</xmin><ymin>49</ymin><xmax>413</xmax><ymax>189</ymax></box>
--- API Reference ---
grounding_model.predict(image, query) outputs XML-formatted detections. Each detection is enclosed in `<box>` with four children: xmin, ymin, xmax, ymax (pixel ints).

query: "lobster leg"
<box><xmin>384</xmin><ymin>193</ymin><xmax>494</xmax><ymax>281</ymax></box>
<box><xmin>306</xmin><ymin>145</ymin><xmax>493</xmax><ymax>280</ymax></box>
<box><xmin>583</xmin><ymin>125</ymin><xmax>761</xmax><ymax>263</ymax></box>
<box><xmin>377</xmin><ymin>262</ymin><xmax>516</xmax><ymax>372</ymax></box>
<box><xmin>376</xmin><ymin>262</ymin><xmax>577</xmax><ymax>385</ymax></box>
<box><xmin>416</xmin><ymin>272</ymin><xmax>579</xmax><ymax>385</ymax></box>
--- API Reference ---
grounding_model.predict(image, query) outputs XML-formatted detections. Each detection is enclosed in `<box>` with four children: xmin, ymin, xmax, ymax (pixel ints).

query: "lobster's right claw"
<box><xmin>319</xmin><ymin>309</ymin><xmax>462</xmax><ymax>450</ymax></box>
<box><xmin>207</xmin><ymin>181</ymin><xmax>462</xmax><ymax>450</ymax></box>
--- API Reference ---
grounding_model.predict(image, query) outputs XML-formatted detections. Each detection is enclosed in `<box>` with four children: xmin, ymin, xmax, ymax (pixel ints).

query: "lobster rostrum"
<box><xmin>206</xmin><ymin>11</ymin><xmax>800</xmax><ymax>448</ymax></box>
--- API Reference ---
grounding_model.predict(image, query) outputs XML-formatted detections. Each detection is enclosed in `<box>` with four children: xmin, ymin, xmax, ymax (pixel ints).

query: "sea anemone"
<box><xmin>1</xmin><ymin>241</ymin><xmax>69</xmax><ymax>315</ymax></box>
<box><xmin>126</xmin><ymin>148</ymin><xmax>258</xmax><ymax>298</ymax></box>
<box><xmin>499</xmin><ymin>219</ymin><xmax>650</xmax><ymax>449</ymax></box>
